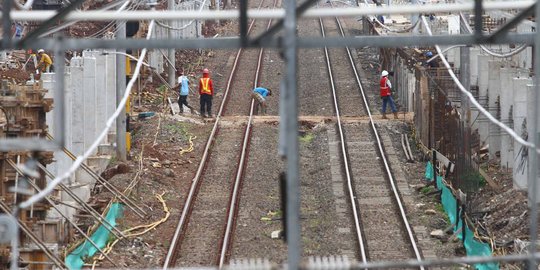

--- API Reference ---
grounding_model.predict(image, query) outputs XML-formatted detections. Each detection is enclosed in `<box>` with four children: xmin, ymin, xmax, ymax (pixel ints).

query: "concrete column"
<box><xmin>526</xmin><ymin>84</ymin><xmax>540</xmax><ymax>202</ymax></box>
<box><xmin>70</xmin><ymin>57</ymin><xmax>85</xmax><ymax>156</ymax></box>
<box><xmin>487</xmin><ymin>60</ymin><xmax>503</xmax><ymax>158</ymax></box>
<box><xmin>93</xmin><ymin>52</ymin><xmax>108</xmax><ymax>143</ymax></box>
<box><xmin>83</xmin><ymin>55</ymin><xmax>97</xmax><ymax>155</ymax></box>
<box><xmin>469</xmin><ymin>47</ymin><xmax>480</xmax><ymax>87</ymax></box>
<box><xmin>475</xmin><ymin>55</ymin><xmax>491</xmax><ymax>144</ymax></box>
<box><xmin>513</xmin><ymin>78</ymin><xmax>534</xmax><ymax>189</ymax></box>
<box><xmin>105</xmin><ymin>51</ymin><xmax>117</xmax><ymax>135</ymax></box>
<box><xmin>499</xmin><ymin>68</ymin><xmax>516</xmax><ymax>169</ymax></box>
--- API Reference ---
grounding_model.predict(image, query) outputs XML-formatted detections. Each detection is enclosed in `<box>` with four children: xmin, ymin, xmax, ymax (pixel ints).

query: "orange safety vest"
<box><xmin>380</xmin><ymin>76</ymin><xmax>391</xmax><ymax>97</ymax></box>
<box><xmin>200</xmin><ymin>78</ymin><xmax>212</xmax><ymax>95</ymax></box>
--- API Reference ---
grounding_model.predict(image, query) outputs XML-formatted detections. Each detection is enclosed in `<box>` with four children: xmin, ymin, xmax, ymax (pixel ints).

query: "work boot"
<box><xmin>393</xmin><ymin>112</ymin><xmax>398</xmax><ymax>119</ymax></box>
<box><xmin>382</xmin><ymin>113</ymin><xmax>387</xmax><ymax>119</ymax></box>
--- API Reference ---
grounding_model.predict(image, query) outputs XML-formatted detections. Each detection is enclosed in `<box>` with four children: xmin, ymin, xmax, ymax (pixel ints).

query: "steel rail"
<box><xmin>217</xmin><ymin>0</ymin><xmax>277</xmax><ymax>266</ymax></box>
<box><xmin>162</xmin><ymin>0</ymin><xmax>265</xmax><ymax>267</ymax></box>
<box><xmin>331</xmin><ymin>4</ymin><xmax>425</xmax><ymax>268</ymax></box>
<box><xmin>317</xmin><ymin>15</ymin><xmax>368</xmax><ymax>264</ymax></box>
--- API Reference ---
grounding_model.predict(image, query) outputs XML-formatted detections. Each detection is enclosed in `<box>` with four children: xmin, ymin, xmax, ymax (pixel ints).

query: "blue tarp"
<box><xmin>425</xmin><ymin>162</ymin><xmax>498</xmax><ymax>270</ymax></box>
<box><xmin>65</xmin><ymin>203</ymin><xmax>124</xmax><ymax>269</ymax></box>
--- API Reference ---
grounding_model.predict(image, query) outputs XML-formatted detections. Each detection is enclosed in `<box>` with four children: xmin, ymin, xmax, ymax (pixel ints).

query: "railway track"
<box><xmin>318</xmin><ymin>2</ymin><xmax>424</xmax><ymax>267</ymax></box>
<box><xmin>162</xmin><ymin>0</ymin><xmax>276</xmax><ymax>267</ymax></box>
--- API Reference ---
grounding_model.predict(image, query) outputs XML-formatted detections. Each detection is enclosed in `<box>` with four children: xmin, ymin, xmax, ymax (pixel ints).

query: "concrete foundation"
<box><xmin>487</xmin><ymin>60</ymin><xmax>504</xmax><ymax>158</ymax></box>
<box><xmin>512</xmin><ymin>78</ymin><xmax>533</xmax><ymax>189</ymax></box>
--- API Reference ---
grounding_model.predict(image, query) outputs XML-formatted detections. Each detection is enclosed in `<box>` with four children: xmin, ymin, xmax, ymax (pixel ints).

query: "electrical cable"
<box><xmin>155</xmin><ymin>0</ymin><xmax>208</xmax><ymax>31</ymax></box>
<box><xmin>459</xmin><ymin>12</ymin><xmax>529</xmax><ymax>58</ymax></box>
<box><xmin>420</xmin><ymin>15</ymin><xmax>540</xmax><ymax>154</ymax></box>
<box><xmin>19</xmin><ymin>18</ymin><xmax>157</xmax><ymax>209</ymax></box>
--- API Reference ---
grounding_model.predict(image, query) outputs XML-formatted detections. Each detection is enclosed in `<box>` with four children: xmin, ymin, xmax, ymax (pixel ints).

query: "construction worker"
<box><xmin>198</xmin><ymin>68</ymin><xmax>214</xmax><ymax>118</ymax></box>
<box><xmin>175</xmin><ymin>69</ymin><xmax>196</xmax><ymax>114</ymax></box>
<box><xmin>380</xmin><ymin>70</ymin><xmax>398</xmax><ymax>119</ymax></box>
<box><xmin>36</xmin><ymin>49</ymin><xmax>53</xmax><ymax>73</ymax></box>
<box><xmin>251</xmin><ymin>87</ymin><xmax>272</xmax><ymax>115</ymax></box>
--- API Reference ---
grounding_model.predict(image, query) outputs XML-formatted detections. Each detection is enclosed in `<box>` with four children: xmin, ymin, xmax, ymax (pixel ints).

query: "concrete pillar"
<box><xmin>499</xmin><ymin>68</ymin><xmax>517</xmax><ymax>169</ymax></box>
<box><xmin>526</xmin><ymin>84</ymin><xmax>540</xmax><ymax>202</ymax></box>
<box><xmin>93</xmin><ymin>52</ymin><xmax>108</xmax><ymax>143</ymax></box>
<box><xmin>475</xmin><ymin>55</ymin><xmax>492</xmax><ymax>145</ymax></box>
<box><xmin>105</xmin><ymin>50</ymin><xmax>117</xmax><ymax>135</ymax></box>
<box><xmin>487</xmin><ymin>60</ymin><xmax>503</xmax><ymax>158</ymax></box>
<box><xmin>70</xmin><ymin>57</ymin><xmax>85</xmax><ymax>156</ymax></box>
<box><xmin>83</xmin><ymin>55</ymin><xmax>97</xmax><ymax>154</ymax></box>
<box><xmin>513</xmin><ymin>78</ymin><xmax>534</xmax><ymax>189</ymax></box>
<box><xmin>407</xmin><ymin>71</ymin><xmax>415</xmax><ymax>111</ymax></box>
<box><xmin>469</xmin><ymin>47</ymin><xmax>480</xmax><ymax>87</ymax></box>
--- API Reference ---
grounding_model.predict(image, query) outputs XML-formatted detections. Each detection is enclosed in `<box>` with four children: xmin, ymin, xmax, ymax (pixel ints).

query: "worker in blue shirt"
<box><xmin>251</xmin><ymin>87</ymin><xmax>272</xmax><ymax>115</ymax></box>
<box><xmin>175</xmin><ymin>70</ymin><xmax>196</xmax><ymax>114</ymax></box>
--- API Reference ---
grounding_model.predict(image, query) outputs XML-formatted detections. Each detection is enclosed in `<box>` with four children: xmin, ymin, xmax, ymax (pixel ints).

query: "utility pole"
<box><xmin>168</xmin><ymin>0</ymin><xmax>176</xmax><ymax>88</ymax></box>
<box><xmin>116</xmin><ymin>20</ymin><xmax>127</xmax><ymax>161</ymax></box>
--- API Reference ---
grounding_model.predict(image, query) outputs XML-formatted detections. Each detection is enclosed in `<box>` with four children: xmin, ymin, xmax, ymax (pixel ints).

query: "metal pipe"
<box><xmin>6</xmin><ymin>1</ymin><xmax>535</xmax><ymax>21</ymax></box>
<box><xmin>116</xmin><ymin>16</ymin><xmax>127</xmax><ymax>162</ymax></box>
<box><xmin>3</xmin><ymin>0</ymin><xmax>13</xmax><ymax>50</ymax></box>
<box><xmin>283</xmin><ymin>0</ymin><xmax>300</xmax><ymax>269</ymax></box>
<box><xmin>528</xmin><ymin>1</ymin><xmax>540</xmax><ymax>268</ymax></box>
<box><xmin>3</xmin><ymin>33</ymin><xmax>535</xmax><ymax>52</ymax></box>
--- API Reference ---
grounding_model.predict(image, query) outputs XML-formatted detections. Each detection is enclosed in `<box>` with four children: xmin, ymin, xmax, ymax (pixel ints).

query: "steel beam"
<box><xmin>239</xmin><ymin>0</ymin><xmax>248</xmax><ymax>47</ymax></box>
<box><xmin>474</xmin><ymin>0</ymin><xmax>483</xmax><ymax>39</ymax></box>
<box><xmin>4</xmin><ymin>1</ymin><xmax>535</xmax><ymax>21</ymax></box>
<box><xmin>2</xmin><ymin>0</ymin><xmax>12</xmax><ymax>49</ymax></box>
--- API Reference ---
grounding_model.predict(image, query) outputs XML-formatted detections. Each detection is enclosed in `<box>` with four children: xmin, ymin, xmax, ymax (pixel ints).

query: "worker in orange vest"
<box><xmin>199</xmin><ymin>68</ymin><xmax>214</xmax><ymax>118</ymax></box>
<box><xmin>380</xmin><ymin>70</ymin><xmax>398</xmax><ymax>119</ymax></box>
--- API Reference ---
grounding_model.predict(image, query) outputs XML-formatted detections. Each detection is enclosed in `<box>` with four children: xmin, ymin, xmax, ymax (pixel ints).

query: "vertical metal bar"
<box><xmin>116</xmin><ymin>20</ymin><xmax>127</xmax><ymax>161</ymax></box>
<box><xmin>239</xmin><ymin>0</ymin><xmax>248</xmax><ymax>47</ymax></box>
<box><xmin>283</xmin><ymin>0</ymin><xmax>300</xmax><ymax>268</ymax></box>
<box><xmin>54</xmin><ymin>39</ymin><xmax>65</xmax><ymax>148</ymax></box>
<box><xmin>528</xmin><ymin>1</ymin><xmax>540</xmax><ymax>268</ymax></box>
<box><xmin>168</xmin><ymin>0</ymin><xmax>176</xmax><ymax>87</ymax></box>
<box><xmin>2</xmin><ymin>0</ymin><xmax>13</xmax><ymax>49</ymax></box>
<box><xmin>474</xmin><ymin>0</ymin><xmax>483</xmax><ymax>39</ymax></box>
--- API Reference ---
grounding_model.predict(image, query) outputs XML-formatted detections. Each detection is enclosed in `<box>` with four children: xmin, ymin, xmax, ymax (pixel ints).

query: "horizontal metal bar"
<box><xmin>0</xmin><ymin>139</ymin><xmax>60</xmax><ymax>152</ymax></box>
<box><xmin>1</xmin><ymin>33</ymin><xmax>533</xmax><ymax>51</ymax></box>
<box><xmin>4</xmin><ymin>1</ymin><xmax>534</xmax><ymax>21</ymax></box>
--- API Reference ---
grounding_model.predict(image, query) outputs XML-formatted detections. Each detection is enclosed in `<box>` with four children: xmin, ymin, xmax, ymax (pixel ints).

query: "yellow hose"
<box><xmin>179</xmin><ymin>135</ymin><xmax>196</xmax><ymax>155</ymax></box>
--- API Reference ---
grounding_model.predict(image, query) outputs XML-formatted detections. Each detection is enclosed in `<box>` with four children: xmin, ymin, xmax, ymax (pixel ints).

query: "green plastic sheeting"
<box><xmin>65</xmin><ymin>203</ymin><xmax>124</xmax><ymax>269</ymax></box>
<box><xmin>425</xmin><ymin>161</ymin><xmax>434</xmax><ymax>181</ymax></box>
<box><xmin>425</xmin><ymin>162</ymin><xmax>498</xmax><ymax>270</ymax></box>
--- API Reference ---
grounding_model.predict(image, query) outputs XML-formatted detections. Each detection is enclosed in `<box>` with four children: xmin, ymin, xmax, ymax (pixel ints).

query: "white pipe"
<box><xmin>5</xmin><ymin>1</ymin><xmax>534</xmax><ymax>21</ymax></box>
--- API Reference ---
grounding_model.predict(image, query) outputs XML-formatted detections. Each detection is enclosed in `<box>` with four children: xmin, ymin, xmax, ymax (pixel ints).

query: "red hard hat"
<box><xmin>203</xmin><ymin>68</ymin><xmax>209</xmax><ymax>74</ymax></box>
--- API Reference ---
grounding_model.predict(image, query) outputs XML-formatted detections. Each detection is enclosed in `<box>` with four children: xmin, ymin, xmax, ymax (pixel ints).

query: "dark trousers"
<box><xmin>178</xmin><ymin>95</ymin><xmax>194</xmax><ymax>113</ymax></box>
<box><xmin>200</xmin><ymin>94</ymin><xmax>213</xmax><ymax>115</ymax></box>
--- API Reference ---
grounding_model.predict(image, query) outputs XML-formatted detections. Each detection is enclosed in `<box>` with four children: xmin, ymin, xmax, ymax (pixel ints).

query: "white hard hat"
<box><xmin>381</xmin><ymin>70</ymin><xmax>389</xmax><ymax>77</ymax></box>
<box><xmin>37</xmin><ymin>49</ymin><xmax>44</xmax><ymax>54</ymax></box>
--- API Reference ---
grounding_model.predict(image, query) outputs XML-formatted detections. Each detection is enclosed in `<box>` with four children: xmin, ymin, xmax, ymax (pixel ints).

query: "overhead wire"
<box><xmin>19</xmin><ymin>18</ymin><xmax>157</xmax><ymax>209</ymax></box>
<box><xmin>419</xmin><ymin>15</ymin><xmax>540</xmax><ymax>155</ymax></box>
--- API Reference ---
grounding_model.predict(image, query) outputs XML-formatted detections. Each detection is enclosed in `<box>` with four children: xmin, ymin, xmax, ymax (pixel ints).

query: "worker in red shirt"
<box><xmin>380</xmin><ymin>70</ymin><xmax>398</xmax><ymax>119</ymax></box>
<box><xmin>199</xmin><ymin>68</ymin><xmax>214</xmax><ymax>118</ymax></box>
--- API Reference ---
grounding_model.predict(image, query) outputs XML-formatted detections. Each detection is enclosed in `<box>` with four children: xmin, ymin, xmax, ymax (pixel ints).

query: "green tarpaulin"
<box><xmin>65</xmin><ymin>203</ymin><xmax>124</xmax><ymax>269</ymax></box>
